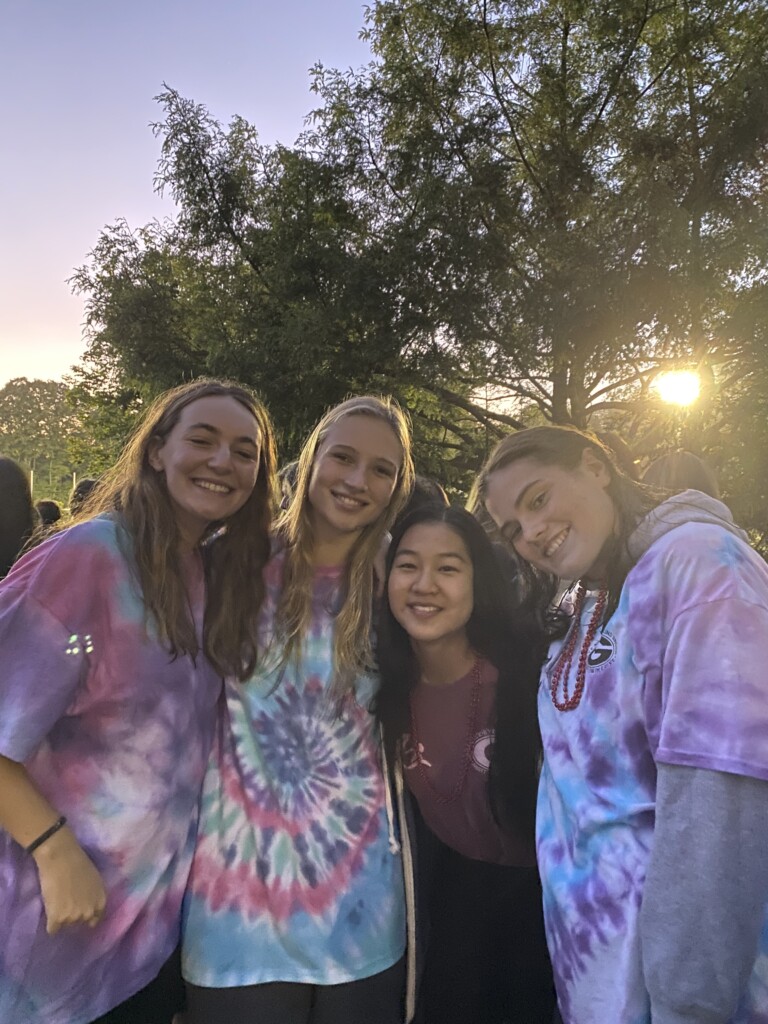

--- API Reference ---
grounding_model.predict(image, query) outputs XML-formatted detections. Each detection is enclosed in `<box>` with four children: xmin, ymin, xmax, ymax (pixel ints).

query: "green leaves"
<box><xmin>68</xmin><ymin>0</ymin><xmax>768</xmax><ymax>509</ymax></box>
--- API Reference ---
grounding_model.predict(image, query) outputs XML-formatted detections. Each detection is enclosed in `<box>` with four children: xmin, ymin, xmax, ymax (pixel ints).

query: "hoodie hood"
<box><xmin>627</xmin><ymin>489</ymin><xmax>748</xmax><ymax>563</ymax></box>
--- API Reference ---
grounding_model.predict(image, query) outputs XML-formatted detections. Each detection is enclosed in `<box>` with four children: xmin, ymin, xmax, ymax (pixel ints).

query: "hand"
<box><xmin>32</xmin><ymin>826</ymin><xmax>107</xmax><ymax>935</ymax></box>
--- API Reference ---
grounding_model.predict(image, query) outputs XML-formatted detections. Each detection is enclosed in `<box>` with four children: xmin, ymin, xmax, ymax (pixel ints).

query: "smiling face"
<box><xmin>307</xmin><ymin>413</ymin><xmax>402</xmax><ymax>548</ymax></box>
<box><xmin>484</xmin><ymin>449</ymin><xmax>617</xmax><ymax>582</ymax></box>
<box><xmin>388</xmin><ymin>522</ymin><xmax>474</xmax><ymax>651</ymax></box>
<box><xmin>148</xmin><ymin>394</ymin><xmax>262</xmax><ymax>549</ymax></box>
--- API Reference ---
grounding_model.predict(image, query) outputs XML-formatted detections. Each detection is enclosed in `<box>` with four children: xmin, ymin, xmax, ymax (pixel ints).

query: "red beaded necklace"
<box><xmin>550</xmin><ymin>584</ymin><xmax>608</xmax><ymax>712</ymax></box>
<box><xmin>410</xmin><ymin>658</ymin><xmax>483</xmax><ymax>804</ymax></box>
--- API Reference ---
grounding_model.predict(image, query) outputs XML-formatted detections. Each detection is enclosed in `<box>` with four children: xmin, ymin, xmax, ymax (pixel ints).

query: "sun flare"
<box><xmin>653</xmin><ymin>370</ymin><xmax>701</xmax><ymax>407</ymax></box>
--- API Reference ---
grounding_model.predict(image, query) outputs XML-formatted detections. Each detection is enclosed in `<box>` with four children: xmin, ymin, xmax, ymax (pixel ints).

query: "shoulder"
<box><xmin>627</xmin><ymin>521</ymin><xmax>768</xmax><ymax>623</ymax></box>
<box><xmin>1</xmin><ymin>515</ymin><xmax>132</xmax><ymax>610</ymax></box>
<box><xmin>641</xmin><ymin>521</ymin><xmax>763</xmax><ymax>579</ymax></box>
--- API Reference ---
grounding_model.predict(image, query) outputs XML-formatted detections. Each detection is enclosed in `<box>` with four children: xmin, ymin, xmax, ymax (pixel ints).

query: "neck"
<box><xmin>310</xmin><ymin>531</ymin><xmax>359</xmax><ymax>568</ymax></box>
<box><xmin>177</xmin><ymin>531</ymin><xmax>200</xmax><ymax>556</ymax></box>
<box><xmin>413</xmin><ymin>634</ymin><xmax>475</xmax><ymax>687</ymax></box>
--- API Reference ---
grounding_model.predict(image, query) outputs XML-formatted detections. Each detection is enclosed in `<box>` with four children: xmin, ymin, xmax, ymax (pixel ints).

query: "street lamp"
<box><xmin>653</xmin><ymin>369</ymin><xmax>701</xmax><ymax>407</ymax></box>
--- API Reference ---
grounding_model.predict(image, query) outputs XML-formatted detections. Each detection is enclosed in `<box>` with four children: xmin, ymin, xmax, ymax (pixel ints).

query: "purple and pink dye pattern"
<box><xmin>538</xmin><ymin>514</ymin><xmax>768</xmax><ymax>1023</ymax></box>
<box><xmin>0</xmin><ymin>517</ymin><xmax>221</xmax><ymax>1024</ymax></box>
<box><xmin>181</xmin><ymin>550</ymin><xmax>406</xmax><ymax>987</ymax></box>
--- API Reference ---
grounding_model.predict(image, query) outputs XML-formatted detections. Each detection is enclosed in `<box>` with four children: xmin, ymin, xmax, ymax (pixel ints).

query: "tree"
<box><xmin>71</xmin><ymin>0</ymin><xmax>768</xmax><ymax>498</ymax></box>
<box><xmin>310</xmin><ymin>0</ymin><xmax>768</xmax><ymax>427</ymax></box>
<box><xmin>0</xmin><ymin>378</ymin><xmax>85</xmax><ymax>501</ymax></box>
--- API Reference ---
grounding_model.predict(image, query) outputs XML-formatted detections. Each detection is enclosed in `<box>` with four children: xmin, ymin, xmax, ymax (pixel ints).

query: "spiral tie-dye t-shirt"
<box><xmin>182</xmin><ymin>550</ymin><xmax>406</xmax><ymax>987</ymax></box>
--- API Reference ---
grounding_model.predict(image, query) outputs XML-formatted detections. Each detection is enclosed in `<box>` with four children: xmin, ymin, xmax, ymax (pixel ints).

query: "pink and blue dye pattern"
<box><xmin>0</xmin><ymin>517</ymin><xmax>221</xmax><ymax>1024</ymax></box>
<box><xmin>182</xmin><ymin>550</ymin><xmax>406</xmax><ymax>987</ymax></box>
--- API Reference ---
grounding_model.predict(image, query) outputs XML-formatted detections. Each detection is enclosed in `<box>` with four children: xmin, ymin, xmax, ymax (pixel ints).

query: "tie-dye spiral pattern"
<box><xmin>538</xmin><ymin>517</ymin><xmax>768</xmax><ymax>1023</ymax></box>
<box><xmin>182</xmin><ymin>551</ymin><xmax>406</xmax><ymax>987</ymax></box>
<box><xmin>0</xmin><ymin>516</ymin><xmax>221</xmax><ymax>1024</ymax></box>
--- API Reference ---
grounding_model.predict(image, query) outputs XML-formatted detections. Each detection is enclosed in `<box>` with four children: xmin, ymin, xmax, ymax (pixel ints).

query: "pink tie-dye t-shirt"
<box><xmin>0</xmin><ymin>516</ymin><xmax>222</xmax><ymax>1024</ymax></box>
<box><xmin>182</xmin><ymin>548</ymin><xmax>406</xmax><ymax>987</ymax></box>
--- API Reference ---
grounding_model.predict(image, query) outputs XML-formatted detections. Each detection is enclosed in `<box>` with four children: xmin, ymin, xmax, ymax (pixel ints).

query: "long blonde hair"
<box><xmin>275</xmin><ymin>395</ymin><xmax>414</xmax><ymax>694</ymax></box>
<box><xmin>84</xmin><ymin>378</ymin><xmax>277</xmax><ymax>679</ymax></box>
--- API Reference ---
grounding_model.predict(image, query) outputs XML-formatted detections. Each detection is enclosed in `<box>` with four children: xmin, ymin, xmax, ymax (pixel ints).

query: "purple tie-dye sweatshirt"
<box><xmin>538</xmin><ymin>492</ymin><xmax>768</xmax><ymax>1024</ymax></box>
<box><xmin>0</xmin><ymin>516</ymin><xmax>222</xmax><ymax>1024</ymax></box>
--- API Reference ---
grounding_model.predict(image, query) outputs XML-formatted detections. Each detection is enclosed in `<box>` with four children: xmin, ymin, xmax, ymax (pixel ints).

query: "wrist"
<box><xmin>31</xmin><ymin>823</ymin><xmax>77</xmax><ymax>866</ymax></box>
<box><xmin>26</xmin><ymin>815</ymin><xmax>67</xmax><ymax>856</ymax></box>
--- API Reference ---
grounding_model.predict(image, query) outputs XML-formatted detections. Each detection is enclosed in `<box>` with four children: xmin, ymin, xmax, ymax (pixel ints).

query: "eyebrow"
<box><xmin>187</xmin><ymin>422</ymin><xmax>259</xmax><ymax>446</ymax></box>
<box><xmin>328</xmin><ymin>443</ymin><xmax>399</xmax><ymax>471</ymax></box>
<box><xmin>394</xmin><ymin>548</ymin><xmax>467</xmax><ymax>561</ymax></box>
<box><xmin>512</xmin><ymin>477</ymin><xmax>545</xmax><ymax>510</ymax></box>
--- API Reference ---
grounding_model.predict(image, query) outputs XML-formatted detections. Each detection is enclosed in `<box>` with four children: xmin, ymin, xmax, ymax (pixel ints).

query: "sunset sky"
<box><xmin>0</xmin><ymin>0</ymin><xmax>370</xmax><ymax>387</ymax></box>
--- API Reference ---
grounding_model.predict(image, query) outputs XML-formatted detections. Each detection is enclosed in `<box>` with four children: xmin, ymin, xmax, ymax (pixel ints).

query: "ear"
<box><xmin>147</xmin><ymin>437</ymin><xmax>164</xmax><ymax>472</ymax></box>
<box><xmin>580</xmin><ymin>447</ymin><xmax>611</xmax><ymax>489</ymax></box>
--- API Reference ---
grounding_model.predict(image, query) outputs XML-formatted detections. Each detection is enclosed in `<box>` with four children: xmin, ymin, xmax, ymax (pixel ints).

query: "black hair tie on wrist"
<box><xmin>25</xmin><ymin>816</ymin><xmax>67</xmax><ymax>855</ymax></box>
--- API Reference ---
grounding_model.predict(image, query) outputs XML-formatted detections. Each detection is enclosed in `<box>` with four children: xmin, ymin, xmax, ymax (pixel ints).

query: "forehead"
<box><xmin>485</xmin><ymin>457</ymin><xmax>564</xmax><ymax>514</ymax></box>
<box><xmin>174</xmin><ymin>395</ymin><xmax>259</xmax><ymax>437</ymax></box>
<box><xmin>396</xmin><ymin>521</ymin><xmax>469</xmax><ymax>558</ymax></box>
<box><xmin>320</xmin><ymin>413</ymin><xmax>402</xmax><ymax>464</ymax></box>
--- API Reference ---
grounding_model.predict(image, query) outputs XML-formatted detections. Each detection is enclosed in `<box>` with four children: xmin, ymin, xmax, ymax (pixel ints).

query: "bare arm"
<box><xmin>0</xmin><ymin>754</ymin><xmax>107</xmax><ymax>934</ymax></box>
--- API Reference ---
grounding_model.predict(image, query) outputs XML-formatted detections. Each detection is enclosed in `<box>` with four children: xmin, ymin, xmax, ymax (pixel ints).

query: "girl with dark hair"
<box><xmin>0</xmin><ymin>456</ymin><xmax>37</xmax><ymax>578</ymax></box>
<box><xmin>642</xmin><ymin>449</ymin><xmax>720</xmax><ymax>498</ymax></box>
<box><xmin>376</xmin><ymin>504</ymin><xmax>554</xmax><ymax>1024</ymax></box>
<box><xmin>0</xmin><ymin>379</ymin><xmax>277</xmax><ymax>1024</ymax></box>
<box><xmin>478</xmin><ymin>424</ymin><xmax>768</xmax><ymax>1024</ymax></box>
<box><xmin>182</xmin><ymin>396</ymin><xmax>416</xmax><ymax>1024</ymax></box>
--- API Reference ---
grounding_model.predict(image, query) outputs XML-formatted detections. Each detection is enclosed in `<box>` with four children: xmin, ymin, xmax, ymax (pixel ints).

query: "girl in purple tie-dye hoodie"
<box><xmin>480</xmin><ymin>425</ymin><xmax>768</xmax><ymax>1024</ymax></box>
<box><xmin>0</xmin><ymin>379</ymin><xmax>276</xmax><ymax>1024</ymax></box>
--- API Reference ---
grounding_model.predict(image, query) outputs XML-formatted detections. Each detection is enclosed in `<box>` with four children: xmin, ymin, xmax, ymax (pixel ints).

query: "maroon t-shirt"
<box><xmin>403</xmin><ymin>657</ymin><xmax>535</xmax><ymax>866</ymax></box>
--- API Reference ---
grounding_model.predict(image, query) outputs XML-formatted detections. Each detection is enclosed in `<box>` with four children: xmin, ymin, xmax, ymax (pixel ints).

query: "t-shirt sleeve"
<box><xmin>0</xmin><ymin>538</ymin><xmax>96</xmax><ymax>762</ymax></box>
<box><xmin>655</xmin><ymin>597</ymin><xmax>768</xmax><ymax>781</ymax></box>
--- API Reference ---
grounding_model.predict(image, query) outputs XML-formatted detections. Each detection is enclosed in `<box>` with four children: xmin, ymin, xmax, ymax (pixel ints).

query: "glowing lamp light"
<box><xmin>653</xmin><ymin>370</ymin><xmax>701</xmax><ymax>407</ymax></box>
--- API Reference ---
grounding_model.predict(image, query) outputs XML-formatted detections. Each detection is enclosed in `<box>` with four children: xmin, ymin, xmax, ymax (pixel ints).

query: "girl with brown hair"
<box><xmin>0</xmin><ymin>379</ymin><xmax>277</xmax><ymax>1024</ymax></box>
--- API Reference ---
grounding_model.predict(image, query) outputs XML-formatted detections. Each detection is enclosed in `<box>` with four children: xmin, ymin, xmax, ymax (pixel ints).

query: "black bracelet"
<box><xmin>25</xmin><ymin>816</ymin><xmax>67</xmax><ymax>855</ymax></box>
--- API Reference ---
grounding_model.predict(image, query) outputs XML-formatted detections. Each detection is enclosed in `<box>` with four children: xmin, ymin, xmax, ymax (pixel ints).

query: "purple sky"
<box><xmin>0</xmin><ymin>0</ymin><xmax>370</xmax><ymax>387</ymax></box>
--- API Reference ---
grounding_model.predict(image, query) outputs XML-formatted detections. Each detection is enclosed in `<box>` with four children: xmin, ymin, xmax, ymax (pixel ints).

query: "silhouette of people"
<box><xmin>0</xmin><ymin>457</ymin><xmax>36</xmax><ymax>579</ymax></box>
<box><xmin>642</xmin><ymin>450</ymin><xmax>720</xmax><ymax>499</ymax></box>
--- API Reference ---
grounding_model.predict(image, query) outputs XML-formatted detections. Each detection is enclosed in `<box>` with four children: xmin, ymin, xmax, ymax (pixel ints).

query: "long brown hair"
<box><xmin>86</xmin><ymin>378</ymin><xmax>277</xmax><ymax>678</ymax></box>
<box><xmin>275</xmin><ymin>395</ymin><xmax>414</xmax><ymax>695</ymax></box>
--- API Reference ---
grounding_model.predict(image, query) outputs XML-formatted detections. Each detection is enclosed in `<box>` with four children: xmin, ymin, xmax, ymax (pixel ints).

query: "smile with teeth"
<box><xmin>408</xmin><ymin>604</ymin><xmax>441</xmax><ymax>615</ymax></box>
<box><xmin>544</xmin><ymin>528</ymin><xmax>569</xmax><ymax>558</ymax></box>
<box><xmin>193</xmin><ymin>479</ymin><xmax>232</xmax><ymax>494</ymax></box>
<box><xmin>333</xmin><ymin>491</ymin><xmax>366</xmax><ymax>509</ymax></box>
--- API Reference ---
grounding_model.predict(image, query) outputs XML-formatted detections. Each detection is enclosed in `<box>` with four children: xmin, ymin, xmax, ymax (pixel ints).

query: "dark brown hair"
<box><xmin>642</xmin><ymin>450</ymin><xmax>720</xmax><ymax>499</ymax></box>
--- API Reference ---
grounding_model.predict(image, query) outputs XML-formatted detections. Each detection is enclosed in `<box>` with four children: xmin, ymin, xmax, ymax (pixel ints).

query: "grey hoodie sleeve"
<box><xmin>640</xmin><ymin>764</ymin><xmax>768</xmax><ymax>1024</ymax></box>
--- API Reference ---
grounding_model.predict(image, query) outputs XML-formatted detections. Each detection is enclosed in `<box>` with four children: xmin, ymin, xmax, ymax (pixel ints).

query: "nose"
<box><xmin>207</xmin><ymin>444</ymin><xmax>233</xmax><ymax>473</ymax></box>
<box><xmin>343</xmin><ymin>462</ymin><xmax>368</xmax><ymax>491</ymax></box>
<box><xmin>412</xmin><ymin>567</ymin><xmax>437</xmax><ymax>593</ymax></box>
<box><xmin>521</xmin><ymin>515</ymin><xmax>546</xmax><ymax>545</ymax></box>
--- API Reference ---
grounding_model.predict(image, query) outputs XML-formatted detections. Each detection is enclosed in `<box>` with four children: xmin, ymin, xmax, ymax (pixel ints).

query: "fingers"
<box><xmin>45</xmin><ymin>903</ymin><xmax>106</xmax><ymax>935</ymax></box>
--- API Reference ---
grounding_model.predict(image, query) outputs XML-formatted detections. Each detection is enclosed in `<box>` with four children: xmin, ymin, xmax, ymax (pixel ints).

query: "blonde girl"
<box><xmin>183</xmin><ymin>396</ymin><xmax>415</xmax><ymax>1024</ymax></box>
